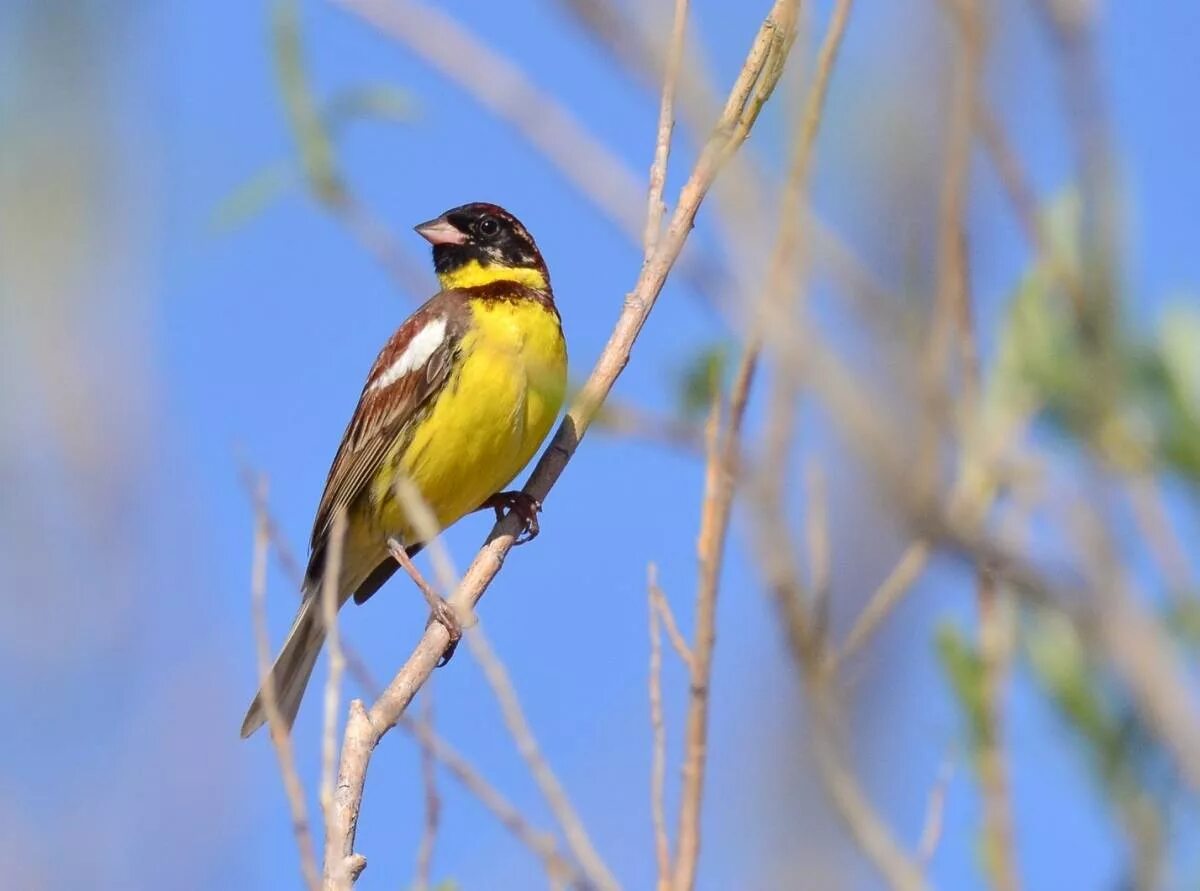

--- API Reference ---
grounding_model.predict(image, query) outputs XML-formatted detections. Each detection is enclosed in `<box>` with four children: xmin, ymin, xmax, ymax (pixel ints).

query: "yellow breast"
<box><xmin>378</xmin><ymin>294</ymin><xmax>567</xmax><ymax>539</ymax></box>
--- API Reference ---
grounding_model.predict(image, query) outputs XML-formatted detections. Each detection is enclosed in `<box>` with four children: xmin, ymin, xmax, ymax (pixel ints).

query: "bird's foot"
<box><xmin>478</xmin><ymin>490</ymin><xmax>542</xmax><ymax>544</ymax></box>
<box><xmin>426</xmin><ymin>601</ymin><xmax>462</xmax><ymax>667</ymax></box>
<box><xmin>388</xmin><ymin>536</ymin><xmax>462</xmax><ymax>667</ymax></box>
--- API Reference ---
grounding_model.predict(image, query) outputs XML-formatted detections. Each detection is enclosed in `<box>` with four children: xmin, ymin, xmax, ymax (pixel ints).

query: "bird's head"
<box><xmin>415</xmin><ymin>202</ymin><xmax>549</xmax><ymax>291</ymax></box>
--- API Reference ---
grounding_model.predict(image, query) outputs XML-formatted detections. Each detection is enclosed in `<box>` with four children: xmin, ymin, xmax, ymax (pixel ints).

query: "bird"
<box><xmin>240</xmin><ymin>202</ymin><xmax>567</xmax><ymax>738</ymax></box>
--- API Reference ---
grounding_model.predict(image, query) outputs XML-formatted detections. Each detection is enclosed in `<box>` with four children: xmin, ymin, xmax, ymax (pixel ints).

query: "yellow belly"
<box><xmin>371</xmin><ymin>296</ymin><xmax>566</xmax><ymax>543</ymax></box>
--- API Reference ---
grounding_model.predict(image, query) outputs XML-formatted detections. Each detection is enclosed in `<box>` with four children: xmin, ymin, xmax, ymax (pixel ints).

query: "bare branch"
<box><xmin>976</xmin><ymin>571</ymin><xmax>1020</xmax><ymax>891</ymax></box>
<box><xmin>647</xmin><ymin>564</ymin><xmax>671</xmax><ymax>891</ymax></box>
<box><xmin>397</xmin><ymin>711</ymin><xmax>583</xmax><ymax>888</ymax></box>
<box><xmin>319</xmin><ymin>511</ymin><xmax>348</xmax><ymax>864</ymax></box>
<box><xmin>412</xmin><ymin>694</ymin><xmax>439</xmax><ymax>891</ymax></box>
<box><xmin>322</xmin><ymin>4</ymin><xmax>805</xmax><ymax>881</ymax></box>
<box><xmin>251</xmin><ymin>476</ymin><xmax>321</xmax><ymax>891</ymax></box>
<box><xmin>641</xmin><ymin>0</ymin><xmax>690</xmax><ymax>259</ymax></box>
<box><xmin>333</xmin><ymin>0</ymin><xmax>645</xmax><ymax>240</ymax></box>
<box><xmin>466</xmin><ymin>625</ymin><xmax>619</xmax><ymax>891</ymax></box>
<box><xmin>239</xmin><ymin>469</ymin><xmax>581</xmax><ymax>886</ymax></box>
<box><xmin>810</xmin><ymin>693</ymin><xmax>931</xmax><ymax>891</ymax></box>
<box><xmin>834</xmin><ymin>542</ymin><xmax>931</xmax><ymax>669</ymax></box>
<box><xmin>916</xmin><ymin>759</ymin><xmax>955</xmax><ymax>866</ymax></box>
<box><xmin>805</xmin><ymin>458</ymin><xmax>831</xmax><ymax>641</ymax></box>
<box><xmin>673</xmin><ymin>358</ymin><xmax>759</xmax><ymax>891</ymax></box>
<box><xmin>649</xmin><ymin>567</ymin><xmax>694</xmax><ymax>672</ymax></box>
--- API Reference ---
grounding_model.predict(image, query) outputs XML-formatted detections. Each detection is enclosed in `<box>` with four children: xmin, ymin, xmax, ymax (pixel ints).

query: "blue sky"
<box><xmin>1</xmin><ymin>1</ymin><xmax>1198</xmax><ymax>889</ymax></box>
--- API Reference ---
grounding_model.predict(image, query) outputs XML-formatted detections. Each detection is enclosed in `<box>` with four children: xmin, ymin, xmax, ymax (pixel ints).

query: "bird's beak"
<box><xmin>414</xmin><ymin>217</ymin><xmax>467</xmax><ymax>246</ymax></box>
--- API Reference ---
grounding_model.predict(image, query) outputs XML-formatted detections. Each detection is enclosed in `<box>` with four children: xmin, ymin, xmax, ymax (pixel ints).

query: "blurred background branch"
<box><xmin>5</xmin><ymin>0</ymin><xmax>1199</xmax><ymax>889</ymax></box>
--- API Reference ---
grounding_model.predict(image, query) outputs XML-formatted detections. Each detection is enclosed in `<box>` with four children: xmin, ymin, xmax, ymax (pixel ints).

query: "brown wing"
<box><xmin>303</xmin><ymin>292</ymin><xmax>467</xmax><ymax>589</ymax></box>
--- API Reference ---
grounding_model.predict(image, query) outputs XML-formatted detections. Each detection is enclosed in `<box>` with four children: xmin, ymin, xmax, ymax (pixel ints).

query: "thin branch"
<box><xmin>412</xmin><ymin>693</ymin><xmax>440</xmax><ymax>891</ymax></box>
<box><xmin>396</xmin><ymin>711</ymin><xmax>583</xmax><ymax>888</ymax></box>
<box><xmin>251</xmin><ymin>477</ymin><xmax>321</xmax><ymax>891</ymax></box>
<box><xmin>975</xmin><ymin>570</ymin><xmax>1020</xmax><ymax>891</ymax></box>
<box><xmin>940</xmin><ymin>6</ymin><xmax>1021</xmax><ymax>887</ymax></box>
<box><xmin>325</xmin><ymin>190</ymin><xmax>431</xmax><ymax>298</ymax></box>
<box><xmin>809</xmin><ymin>696</ymin><xmax>931</xmax><ymax>891</ymax></box>
<box><xmin>594</xmin><ymin>399</ymin><xmax>705</xmax><ymax>457</ymax></box>
<box><xmin>791</xmin><ymin>325</ymin><xmax>1200</xmax><ymax>795</ymax></box>
<box><xmin>320</xmin><ymin>510</ymin><xmax>348</xmax><ymax>864</ymax></box>
<box><xmin>466</xmin><ymin>625</ymin><xmax>619</xmax><ymax>891</ymax></box>
<box><xmin>672</xmin><ymin>354</ymin><xmax>758</xmax><ymax>891</ymax></box>
<box><xmin>239</xmin><ymin>471</ymin><xmax>582</xmax><ymax>886</ymax></box>
<box><xmin>833</xmin><ymin>541</ymin><xmax>931</xmax><ymax>670</ymax></box>
<box><xmin>805</xmin><ymin>458</ymin><xmax>832</xmax><ymax>641</ymax></box>
<box><xmin>333</xmin><ymin>0</ymin><xmax>646</xmax><ymax>240</ymax></box>
<box><xmin>322</xmin><ymin>4</ymin><xmax>803</xmax><ymax>882</ymax></box>
<box><xmin>916</xmin><ymin>759</ymin><xmax>955</xmax><ymax>866</ymax></box>
<box><xmin>749</xmin><ymin>0</ymin><xmax>855</xmax><ymax>650</ymax></box>
<box><xmin>649</xmin><ymin>566</ymin><xmax>694</xmax><ymax>672</ymax></box>
<box><xmin>641</xmin><ymin>0</ymin><xmax>690</xmax><ymax>260</ymax></box>
<box><xmin>393</xmin><ymin>478</ymin><xmax>613</xmax><ymax>890</ymax></box>
<box><xmin>647</xmin><ymin>564</ymin><xmax>671</xmax><ymax>891</ymax></box>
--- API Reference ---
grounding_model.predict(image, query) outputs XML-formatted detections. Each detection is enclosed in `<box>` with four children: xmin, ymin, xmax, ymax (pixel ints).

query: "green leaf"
<box><xmin>935</xmin><ymin>622</ymin><xmax>988</xmax><ymax>752</ymax></box>
<box><xmin>272</xmin><ymin>0</ymin><xmax>342</xmax><ymax>202</ymax></box>
<box><xmin>323</xmin><ymin>84</ymin><xmax>417</xmax><ymax>133</ymax></box>
<box><xmin>209</xmin><ymin>162</ymin><xmax>296</xmax><ymax>233</ymax></box>
<box><xmin>677</xmin><ymin>344</ymin><xmax>728</xmax><ymax>419</ymax></box>
<box><xmin>1025</xmin><ymin>609</ymin><xmax>1126</xmax><ymax>783</ymax></box>
<box><xmin>1153</xmin><ymin>301</ymin><xmax>1200</xmax><ymax>481</ymax></box>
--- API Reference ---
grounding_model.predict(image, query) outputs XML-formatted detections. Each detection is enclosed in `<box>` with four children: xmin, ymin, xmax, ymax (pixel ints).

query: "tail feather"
<box><xmin>240</xmin><ymin>597</ymin><xmax>326</xmax><ymax>738</ymax></box>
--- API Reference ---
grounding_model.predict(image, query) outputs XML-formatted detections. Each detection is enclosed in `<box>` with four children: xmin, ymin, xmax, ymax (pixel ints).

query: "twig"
<box><xmin>466</xmin><ymin>626</ymin><xmax>619</xmax><ymax>891</ymax></box>
<box><xmin>272</xmin><ymin>0</ymin><xmax>428</xmax><ymax>297</ymax></box>
<box><xmin>393</xmin><ymin>478</ymin><xmax>612</xmax><ymax>889</ymax></box>
<box><xmin>397</xmin><ymin>711</ymin><xmax>583</xmax><ymax>888</ymax></box>
<box><xmin>649</xmin><ymin>566</ymin><xmax>694</xmax><ymax>672</ymax></box>
<box><xmin>975</xmin><ymin>571</ymin><xmax>1020</xmax><ymax>891</ymax></box>
<box><xmin>833</xmin><ymin>541</ymin><xmax>931</xmax><ymax>670</ymax></box>
<box><xmin>238</xmin><ymin>471</ymin><xmax>583</xmax><ymax>886</ymax></box>
<box><xmin>749</xmin><ymin>0</ymin><xmax>855</xmax><ymax>647</ymax></box>
<box><xmin>940</xmin><ymin>6</ymin><xmax>1021</xmax><ymax>887</ymax></box>
<box><xmin>594</xmin><ymin>400</ymin><xmax>705</xmax><ymax>457</ymax></box>
<box><xmin>647</xmin><ymin>564</ymin><xmax>671</xmax><ymax>891</ymax></box>
<box><xmin>325</xmin><ymin>190</ymin><xmax>430</xmax><ymax>298</ymax></box>
<box><xmin>792</xmin><ymin>323</ymin><xmax>1200</xmax><ymax>795</ymax></box>
<box><xmin>250</xmin><ymin>476</ymin><xmax>321</xmax><ymax>891</ymax></box>
<box><xmin>413</xmin><ymin>693</ymin><xmax>439</xmax><ymax>891</ymax></box>
<box><xmin>810</xmin><ymin>696</ymin><xmax>931</xmax><ymax>891</ymax></box>
<box><xmin>322</xmin><ymin>4</ymin><xmax>804</xmax><ymax>882</ymax></box>
<box><xmin>805</xmin><ymin>458</ymin><xmax>831</xmax><ymax>642</ymax></box>
<box><xmin>320</xmin><ymin>510</ymin><xmax>348</xmax><ymax>865</ymax></box>
<box><xmin>332</xmin><ymin>0</ymin><xmax>646</xmax><ymax>240</ymax></box>
<box><xmin>916</xmin><ymin>759</ymin><xmax>955</xmax><ymax>865</ymax></box>
<box><xmin>1124</xmin><ymin>475</ymin><xmax>1196</xmax><ymax>602</ymax></box>
<box><xmin>673</xmin><ymin>356</ymin><xmax>759</xmax><ymax>891</ymax></box>
<box><xmin>641</xmin><ymin>0</ymin><xmax>690</xmax><ymax>260</ymax></box>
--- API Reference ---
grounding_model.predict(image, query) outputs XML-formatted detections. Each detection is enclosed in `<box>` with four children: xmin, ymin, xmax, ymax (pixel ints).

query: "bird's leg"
<box><xmin>476</xmin><ymin>490</ymin><xmax>542</xmax><ymax>543</ymax></box>
<box><xmin>387</xmin><ymin>537</ymin><xmax>461</xmax><ymax>666</ymax></box>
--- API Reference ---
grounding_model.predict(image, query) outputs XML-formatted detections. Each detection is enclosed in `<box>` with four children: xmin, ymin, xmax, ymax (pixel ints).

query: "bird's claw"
<box><xmin>426</xmin><ymin>600</ymin><xmax>462</xmax><ymax>667</ymax></box>
<box><xmin>481</xmin><ymin>490</ymin><xmax>542</xmax><ymax>544</ymax></box>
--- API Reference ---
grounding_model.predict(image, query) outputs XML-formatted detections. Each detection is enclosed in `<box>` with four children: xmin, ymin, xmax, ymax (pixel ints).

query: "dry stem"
<box><xmin>467</xmin><ymin>625</ymin><xmax>619</xmax><ymax>891</ymax></box>
<box><xmin>251</xmin><ymin>477</ymin><xmax>321</xmax><ymax>891</ymax></box>
<box><xmin>319</xmin><ymin>511</ymin><xmax>348</xmax><ymax>868</ymax></box>
<box><xmin>647</xmin><ymin>564</ymin><xmax>671</xmax><ymax>891</ymax></box>
<box><xmin>240</xmin><ymin>473</ymin><xmax>583</xmax><ymax>886</ymax></box>
<box><xmin>412</xmin><ymin>694</ymin><xmax>440</xmax><ymax>891</ymax></box>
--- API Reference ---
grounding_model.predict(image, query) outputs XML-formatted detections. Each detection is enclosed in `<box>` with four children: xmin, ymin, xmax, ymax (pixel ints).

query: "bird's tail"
<box><xmin>240</xmin><ymin>595</ymin><xmax>326</xmax><ymax>738</ymax></box>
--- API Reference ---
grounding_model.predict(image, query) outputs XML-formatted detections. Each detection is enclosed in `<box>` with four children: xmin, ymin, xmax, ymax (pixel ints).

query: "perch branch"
<box><xmin>321</xmin><ymin>2</ymin><xmax>804</xmax><ymax>883</ymax></box>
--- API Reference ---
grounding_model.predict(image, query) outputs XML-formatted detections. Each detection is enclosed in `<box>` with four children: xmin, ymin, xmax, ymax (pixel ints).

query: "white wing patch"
<box><xmin>370</xmin><ymin>317</ymin><xmax>447</xmax><ymax>391</ymax></box>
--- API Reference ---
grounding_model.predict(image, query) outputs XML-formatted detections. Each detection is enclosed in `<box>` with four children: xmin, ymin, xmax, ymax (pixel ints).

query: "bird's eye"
<box><xmin>477</xmin><ymin>216</ymin><xmax>501</xmax><ymax>238</ymax></box>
